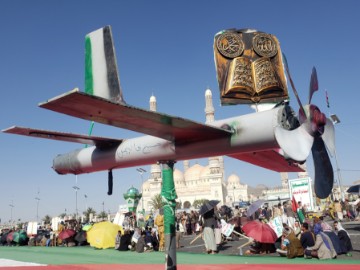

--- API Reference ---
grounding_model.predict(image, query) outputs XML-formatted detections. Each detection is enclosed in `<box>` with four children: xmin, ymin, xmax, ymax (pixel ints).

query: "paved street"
<box><xmin>178</xmin><ymin>220</ymin><xmax>360</xmax><ymax>260</ymax></box>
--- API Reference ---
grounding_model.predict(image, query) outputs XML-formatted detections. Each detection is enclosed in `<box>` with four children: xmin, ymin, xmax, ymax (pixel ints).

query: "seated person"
<box><xmin>300</xmin><ymin>222</ymin><xmax>315</xmax><ymax>250</ymax></box>
<box><xmin>276</xmin><ymin>227</ymin><xmax>304</xmax><ymax>258</ymax></box>
<box><xmin>293</xmin><ymin>221</ymin><xmax>301</xmax><ymax>239</ymax></box>
<box><xmin>319</xmin><ymin>216</ymin><xmax>341</xmax><ymax>255</ymax></box>
<box><xmin>305</xmin><ymin>223</ymin><xmax>337</xmax><ymax>260</ymax></box>
<box><xmin>333</xmin><ymin>221</ymin><xmax>353</xmax><ymax>256</ymax></box>
<box><xmin>115</xmin><ymin>230</ymin><xmax>122</xmax><ymax>250</ymax></box>
<box><xmin>245</xmin><ymin>240</ymin><xmax>275</xmax><ymax>255</ymax></box>
<box><xmin>118</xmin><ymin>229</ymin><xmax>132</xmax><ymax>251</ymax></box>
<box><xmin>136</xmin><ymin>231</ymin><xmax>147</xmax><ymax>253</ymax></box>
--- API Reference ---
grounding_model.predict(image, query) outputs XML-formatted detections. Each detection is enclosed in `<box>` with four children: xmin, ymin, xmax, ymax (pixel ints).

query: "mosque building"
<box><xmin>139</xmin><ymin>88</ymin><xmax>248</xmax><ymax>211</ymax></box>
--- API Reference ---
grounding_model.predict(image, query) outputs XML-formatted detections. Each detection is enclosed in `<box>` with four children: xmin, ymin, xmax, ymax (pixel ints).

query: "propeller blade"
<box><xmin>274</xmin><ymin>124</ymin><xmax>314</xmax><ymax>162</ymax></box>
<box><xmin>312</xmin><ymin>137</ymin><xmax>334</xmax><ymax>199</ymax></box>
<box><xmin>321</xmin><ymin>118</ymin><xmax>335</xmax><ymax>157</ymax></box>
<box><xmin>308</xmin><ymin>67</ymin><xmax>319</xmax><ymax>104</ymax></box>
<box><xmin>282</xmin><ymin>53</ymin><xmax>306</xmax><ymax>117</ymax></box>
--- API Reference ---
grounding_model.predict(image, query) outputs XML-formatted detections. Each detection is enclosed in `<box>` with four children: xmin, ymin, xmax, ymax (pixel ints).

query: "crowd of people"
<box><xmin>0</xmin><ymin>198</ymin><xmax>357</xmax><ymax>260</ymax></box>
<box><xmin>243</xmin><ymin>199</ymin><xmax>355</xmax><ymax>260</ymax></box>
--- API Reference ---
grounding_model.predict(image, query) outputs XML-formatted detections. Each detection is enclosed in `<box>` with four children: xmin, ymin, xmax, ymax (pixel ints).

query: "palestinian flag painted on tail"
<box><xmin>85</xmin><ymin>26</ymin><xmax>125</xmax><ymax>104</ymax></box>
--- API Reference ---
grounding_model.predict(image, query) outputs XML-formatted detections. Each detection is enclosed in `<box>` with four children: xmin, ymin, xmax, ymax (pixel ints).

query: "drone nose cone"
<box><xmin>313</xmin><ymin>109</ymin><xmax>326</xmax><ymax>127</ymax></box>
<box><xmin>311</xmin><ymin>107</ymin><xmax>326</xmax><ymax>136</ymax></box>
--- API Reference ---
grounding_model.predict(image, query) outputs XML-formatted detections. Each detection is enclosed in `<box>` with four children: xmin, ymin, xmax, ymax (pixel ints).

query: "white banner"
<box><xmin>220</xmin><ymin>219</ymin><xmax>234</xmax><ymax>237</ymax></box>
<box><xmin>267</xmin><ymin>216</ymin><xmax>283</xmax><ymax>238</ymax></box>
<box><xmin>289</xmin><ymin>177</ymin><xmax>314</xmax><ymax>211</ymax></box>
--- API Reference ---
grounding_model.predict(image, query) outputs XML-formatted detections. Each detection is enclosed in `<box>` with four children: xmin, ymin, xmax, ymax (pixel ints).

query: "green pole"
<box><xmin>160</xmin><ymin>161</ymin><xmax>177</xmax><ymax>270</ymax></box>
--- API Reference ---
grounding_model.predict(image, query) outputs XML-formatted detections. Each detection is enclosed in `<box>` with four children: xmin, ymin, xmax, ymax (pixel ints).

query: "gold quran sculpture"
<box><xmin>214</xmin><ymin>29</ymin><xmax>289</xmax><ymax>105</ymax></box>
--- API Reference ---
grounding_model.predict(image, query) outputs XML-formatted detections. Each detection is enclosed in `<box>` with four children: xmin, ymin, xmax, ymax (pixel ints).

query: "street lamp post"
<box><xmin>84</xmin><ymin>194</ymin><xmax>88</xmax><ymax>211</ymax></box>
<box><xmin>330</xmin><ymin>114</ymin><xmax>344</xmax><ymax>201</ymax></box>
<box><xmin>136</xmin><ymin>168</ymin><xmax>146</xmax><ymax>214</ymax></box>
<box><xmin>35</xmin><ymin>196</ymin><xmax>40</xmax><ymax>222</ymax></box>
<box><xmin>9</xmin><ymin>201</ymin><xmax>14</xmax><ymax>224</ymax></box>
<box><xmin>72</xmin><ymin>186</ymin><xmax>80</xmax><ymax>219</ymax></box>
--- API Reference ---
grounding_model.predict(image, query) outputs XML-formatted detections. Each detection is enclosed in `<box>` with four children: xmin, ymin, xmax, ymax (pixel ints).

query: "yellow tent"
<box><xmin>86</xmin><ymin>221</ymin><xmax>123</xmax><ymax>249</ymax></box>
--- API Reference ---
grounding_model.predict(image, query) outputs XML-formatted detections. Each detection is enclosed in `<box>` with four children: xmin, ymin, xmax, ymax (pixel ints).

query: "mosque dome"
<box><xmin>227</xmin><ymin>174</ymin><xmax>240</xmax><ymax>186</ymax></box>
<box><xmin>126</xmin><ymin>186</ymin><xmax>140</xmax><ymax>195</ymax></box>
<box><xmin>149</xmin><ymin>95</ymin><xmax>156</xmax><ymax>102</ymax></box>
<box><xmin>184</xmin><ymin>163</ymin><xmax>204</xmax><ymax>181</ymax></box>
<box><xmin>173</xmin><ymin>168</ymin><xmax>185</xmax><ymax>183</ymax></box>
<box><xmin>200</xmin><ymin>165</ymin><xmax>211</xmax><ymax>178</ymax></box>
<box><xmin>123</xmin><ymin>186</ymin><xmax>141</xmax><ymax>199</ymax></box>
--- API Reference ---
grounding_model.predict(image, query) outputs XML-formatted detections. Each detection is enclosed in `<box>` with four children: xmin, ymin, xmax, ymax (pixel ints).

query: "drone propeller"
<box><xmin>284</xmin><ymin>60</ymin><xmax>335</xmax><ymax>199</ymax></box>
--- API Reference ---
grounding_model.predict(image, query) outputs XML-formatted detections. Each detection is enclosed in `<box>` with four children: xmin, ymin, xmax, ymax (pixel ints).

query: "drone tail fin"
<box><xmin>85</xmin><ymin>26</ymin><xmax>125</xmax><ymax>104</ymax></box>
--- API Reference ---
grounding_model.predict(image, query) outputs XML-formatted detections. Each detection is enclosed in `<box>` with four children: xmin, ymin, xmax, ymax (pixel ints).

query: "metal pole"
<box><xmin>35</xmin><ymin>197</ymin><xmax>40</xmax><ymax>222</ymax></box>
<box><xmin>9</xmin><ymin>201</ymin><xmax>14</xmax><ymax>224</ymax></box>
<box><xmin>160</xmin><ymin>161</ymin><xmax>177</xmax><ymax>270</ymax></box>
<box><xmin>84</xmin><ymin>194</ymin><xmax>88</xmax><ymax>211</ymax></box>
<box><xmin>330</xmin><ymin>114</ymin><xmax>343</xmax><ymax>201</ymax></box>
<box><xmin>333</xmin><ymin>149</ymin><xmax>344</xmax><ymax>201</ymax></box>
<box><xmin>73</xmin><ymin>186</ymin><xmax>80</xmax><ymax>219</ymax></box>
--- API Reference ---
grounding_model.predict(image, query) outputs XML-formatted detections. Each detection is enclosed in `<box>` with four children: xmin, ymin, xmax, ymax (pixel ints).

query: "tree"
<box><xmin>42</xmin><ymin>214</ymin><xmax>51</xmax><ymax>225</ymax></box>
<box><xmin>83</xmin><ymin>207</ymin><xmax>96</xmax><ymax>223</ymax></box>
<box><xmin>97</xmin><ymin>211</ymin><xmax>107</xmax><ymax>221</ymax></box>
<box><xmin>59</xmin><ymin>213</ymin><xmax>66</xmax><ymax>219</ymax></box>
<box><xmin>149</xmin><ymin>194</ymin><xmax>165</xmax><ymax>210</ymax></box>
<box><xmin>175</xmin><ymin>201</ymin><xmax>182</xmax><ymax>210</ymax></box>
<box><xmin>193</xmin><ymin>199</ymin><xmax>209</xmax><ymax>209</ymax></box>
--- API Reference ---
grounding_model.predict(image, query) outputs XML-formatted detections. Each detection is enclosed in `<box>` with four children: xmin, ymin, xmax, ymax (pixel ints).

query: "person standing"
<box><xmin>334</xmin><ymin>200</ymin><xmax>343</xmax><ymax>221</ymax></box>
<box><xmin>285</xmin><ymin>201</ymin><xmax>296</xmax><ymax>229</ymax></box>
<box><xmin>297</xmin><ymin>201</ymin><xmax>306</xmax><ymax>224</ymax></box>
<box><xmin>155</xmin><ymin>208</ymin><xmax>165</xmax><ymax>251</ymax></box>
<box><xmin>233</xmin><ymin>205</ymin><xmax>240</xmax><ymax>217</ymax></box>
<box><xmin>199</xmin><ymin>208</ymin><xmax>218</xmax><ymax>254</ymax></box>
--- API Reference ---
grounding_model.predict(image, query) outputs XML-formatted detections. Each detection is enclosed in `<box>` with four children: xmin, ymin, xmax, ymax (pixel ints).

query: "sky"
<box><xmin>1</xmin><ymin>0</ymin><xmax>360</xmax><ymax>223</ymax></box>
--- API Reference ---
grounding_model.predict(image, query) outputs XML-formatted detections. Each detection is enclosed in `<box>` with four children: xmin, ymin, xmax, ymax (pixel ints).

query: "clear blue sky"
<box><xmin>1</xmin><ymin>0</ymin><xmax>359</xmax><ymax>223</ymax></box>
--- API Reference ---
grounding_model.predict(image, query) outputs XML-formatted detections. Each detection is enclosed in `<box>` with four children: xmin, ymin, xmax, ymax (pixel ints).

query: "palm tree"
<box><xmin>83</xmin><ymin>207</ymin><xmax>96</xmax><ymax>223</ymax></box>
<box><xmin>193</xmin><ymin>199</ymin><xmax>209</xmax><ymax>209</ymax></box>
<box><xmin>97</xmin><ymin>211</ymin><xmax>108</xmax><ymax>221</ymax></box>
<box><xmin>149</xmin><ymin>194</ymin><xmax>165</xmax><ymax>210</ymax></box>
<box><xmin>42</xmin><ymin>214</ymin><xmax>51</xmax><ymax>225</ymax></box>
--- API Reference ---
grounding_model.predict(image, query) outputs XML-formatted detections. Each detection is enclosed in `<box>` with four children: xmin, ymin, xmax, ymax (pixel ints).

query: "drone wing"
<box><xmin>39</xmin><ymin>89</ymin><xmax>232</xmax><ymax>145</ymax></box>
<box><xmin>2</xmin><ymin>126</ymin><xmax>122</xmax><ymax>148</ymax></box>
<box><xmin>228</xmin><ymin>150</ymin><xmax>304</xmax><ymax>172</ymax></box>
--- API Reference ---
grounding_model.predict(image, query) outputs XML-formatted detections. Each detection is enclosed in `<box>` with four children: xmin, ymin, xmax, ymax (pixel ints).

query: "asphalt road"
<box><xmin>177</xmin><ymin>220</ymin><xmax>360</xmax><ymax>260</ymax></box>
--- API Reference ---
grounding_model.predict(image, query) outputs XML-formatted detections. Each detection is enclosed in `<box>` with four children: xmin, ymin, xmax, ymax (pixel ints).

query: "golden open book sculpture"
<box><xmin>214</xmin><ymin>29</ymin><xmax>288</xmax><ymax>105</ymax></box>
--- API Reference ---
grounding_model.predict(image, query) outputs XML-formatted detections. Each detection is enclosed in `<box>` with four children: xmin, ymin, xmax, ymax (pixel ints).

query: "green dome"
<box><xmin>126</xmin><ymin>186</ymin><xmax>140</xmax><ymax>195</ymax></box>
<box><xmin>123</xmin><ymin>186</ymin><xmax>142</xmax><ymax>200</ymax></box>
